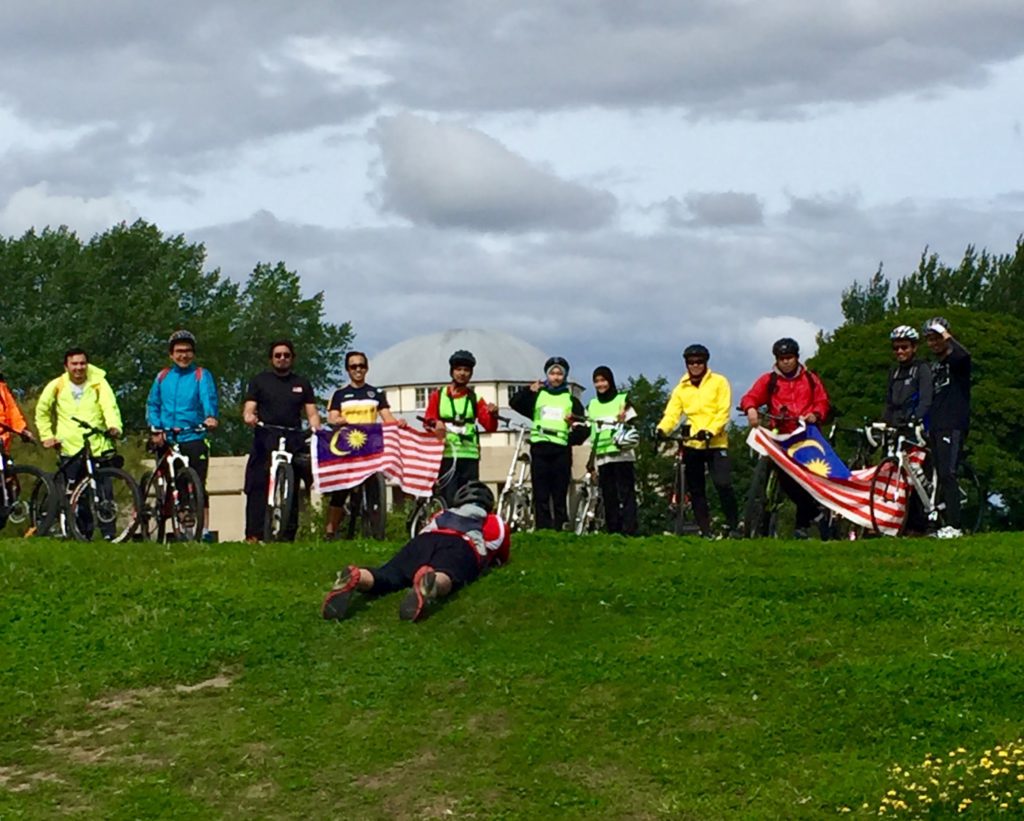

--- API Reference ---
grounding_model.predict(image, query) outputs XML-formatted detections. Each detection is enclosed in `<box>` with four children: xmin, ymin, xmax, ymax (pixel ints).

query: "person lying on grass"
<box><xmin>321</xmin><ymin>481</ymin><xmax>510</xmax><ymax>623</ymax></box>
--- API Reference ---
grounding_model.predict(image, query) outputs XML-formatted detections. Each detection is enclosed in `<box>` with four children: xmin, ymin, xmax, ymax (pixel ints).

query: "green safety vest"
<box><xmin>587</xmin><ymin>394</ymin><xmax>626</xmax><ymax>456</ymax></box>
<box><xmin>531</xmin><ymin>390</ymin><xmax>572</xmax><ymax>445</ymax></box>
<box><xmin>440</xmin><ymin>391</ymin><xmax>479</xmax><ymax>459</ymax></box>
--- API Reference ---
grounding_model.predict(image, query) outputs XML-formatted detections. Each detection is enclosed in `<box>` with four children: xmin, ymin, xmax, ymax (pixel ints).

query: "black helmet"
<box><xmin>448</xmin><ymin>349</ymin><xmax>476</xmax><ymax>368</ymax></box>
<box><xmin>922</xmin><ymin>316</ymin><xmax>950</xmax><ymax>336</ymax></box>
<box><xmin>452</xmin><ymin>480</ymin><xmax>494</xmax><ymax>513</ymax></box>
<box><xmin>772</xmin><ymin>337</ymin><xmax>800</xmax><ymax>357</ymax></box>
<box><xmin>544</xmin><ymin>356</ymin><xmax>570</xmax><ymax>375</ymax></box>
<box><xmin>168</xmin><ymin>329</ymin><xmax>197</xmax><ymax>352</ymax></box>
<box><xmin>683</xmin><ymin>343</ymin><xmax>710</xmax><ymax>361</ymax></box>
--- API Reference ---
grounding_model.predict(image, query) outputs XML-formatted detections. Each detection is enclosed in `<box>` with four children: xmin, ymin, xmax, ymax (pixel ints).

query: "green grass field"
<box><xmin>2</xmin><ymin>532</ymin><xmax>1023</xmax><ymax>819</ymax></box>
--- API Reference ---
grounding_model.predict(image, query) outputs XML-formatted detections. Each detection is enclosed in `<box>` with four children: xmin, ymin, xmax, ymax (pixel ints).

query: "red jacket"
<box><xmin>740</xmin><ymin>365</ymin><xmax>830</xmax><ymax>433</ymax></box>
<box><xmin>423</xmin><ymin>385</ymin><xmax>498</xmax><ymax>432</ymax></box>
<box><xmin>424</xmin><ymin>511</ymin><xmax>511</xmax><ymax>568</ymax></box>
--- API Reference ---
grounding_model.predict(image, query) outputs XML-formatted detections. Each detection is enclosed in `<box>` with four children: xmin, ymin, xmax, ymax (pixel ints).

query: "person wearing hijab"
<box><xmin>586</xmin><ymin>366</ymin><xmax>638</xmax><ymax>535</ymax></box>
<box><xmin>509</xmin><ymin>356</ymin><xmax>588</xmax><ymax>531</ymax></box>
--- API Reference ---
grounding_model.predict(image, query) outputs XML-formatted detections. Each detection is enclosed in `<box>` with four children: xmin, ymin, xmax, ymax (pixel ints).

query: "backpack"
<box><xmin>157</xmin><ymin>366</ymin><xmax>205</xmax><ymax>384</ymax></box>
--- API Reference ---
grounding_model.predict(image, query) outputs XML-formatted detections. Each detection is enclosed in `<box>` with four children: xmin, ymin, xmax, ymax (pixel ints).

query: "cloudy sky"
<box><xmin>3</xmin><ymin>1</ymin><xmax>1023</xmax><ymax>398</ymax></box>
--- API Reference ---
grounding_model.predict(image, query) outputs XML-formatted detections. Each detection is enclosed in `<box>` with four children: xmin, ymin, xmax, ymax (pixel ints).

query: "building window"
<box><xmin>415</xmin><ymin>387</ymin><xmax>428</xmax><ymax>409</ymax></box>
<box><xmin>506</xmin><ymin>384</ymin><xmax>526</xmax><ymax>404</ymax></box>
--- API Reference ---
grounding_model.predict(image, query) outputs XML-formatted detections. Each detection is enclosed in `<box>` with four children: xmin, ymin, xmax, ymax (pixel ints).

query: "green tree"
<box><xmin>0</xmin><ymin>220</ymin><xmax>353</xmax><ymax>455</ymax></box>
<box><xmin>840</xmin><ymin>265</ymin><xmax>890</xmax><ymax>325</ymax></box>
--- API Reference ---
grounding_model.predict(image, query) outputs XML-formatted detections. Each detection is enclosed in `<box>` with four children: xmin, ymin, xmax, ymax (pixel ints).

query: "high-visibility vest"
<box><xmin>531</xmin><ymin>390</ymin><xmax>572</xmax><ymax>445</ymax></box>
<box><xmin>588</xmin><ymin>394</ymin><xmax>626</xmax><ymax>456</ymax></box>
<box><xmin>440</xmin><ymin>391</ymin><xmax>480</xmax><ymax>459</ymax></box>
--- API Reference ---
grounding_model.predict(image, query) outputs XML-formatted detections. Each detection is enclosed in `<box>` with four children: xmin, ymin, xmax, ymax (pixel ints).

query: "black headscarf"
<box><xmin>592</xmin><ymin>366</ymin><xmax>617</xmax><ymax>402</ymax></box>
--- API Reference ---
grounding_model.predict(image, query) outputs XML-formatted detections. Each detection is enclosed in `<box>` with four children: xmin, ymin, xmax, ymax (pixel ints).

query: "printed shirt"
<box><xmin>328</xmin><ymin>383</ymin><xmax>390</xmax><ymax>423</ymax></box>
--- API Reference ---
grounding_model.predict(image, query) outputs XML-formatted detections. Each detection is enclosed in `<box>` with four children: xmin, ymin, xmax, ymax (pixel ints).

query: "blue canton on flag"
<box><xmin>776</xmin><ymin>424</ymin><xmax>851</xmax><ymax>480</ymax></box>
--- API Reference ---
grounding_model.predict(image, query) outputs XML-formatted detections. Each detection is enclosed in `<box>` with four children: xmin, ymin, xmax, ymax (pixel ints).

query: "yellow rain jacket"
<box><xmin>35</xmin><ymin>365</ymin><xmax>122</xmax><ymax>456</ymax></box>
<box><xmin>655</xmin><ymin>368</ymin><xmax>732</xmax><ymax>450</ymax></box>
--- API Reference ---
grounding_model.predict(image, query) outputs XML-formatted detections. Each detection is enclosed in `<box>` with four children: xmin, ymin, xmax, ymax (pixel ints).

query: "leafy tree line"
<box><xmin>1</xmin><ymin>220</ymin><xmax>353</xmax><ymax>455</ymax></box>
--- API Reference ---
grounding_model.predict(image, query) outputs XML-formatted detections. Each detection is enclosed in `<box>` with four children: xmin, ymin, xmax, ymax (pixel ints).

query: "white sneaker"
<box><xmin>934</xmin><ymin>526</ymin><xmax>963</xmax><ymax>539</ymax></box>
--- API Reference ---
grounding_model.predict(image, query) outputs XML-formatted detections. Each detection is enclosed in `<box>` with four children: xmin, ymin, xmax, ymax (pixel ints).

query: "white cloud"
<box><xmin>0</xmin><ymin>182</ymin><xmax>136</xmax><ymax>237</ymax></box>
<box><xmin>370</xmin><ymin>112</ymin><xmax>616</xmax><ymax>232</ymax></box>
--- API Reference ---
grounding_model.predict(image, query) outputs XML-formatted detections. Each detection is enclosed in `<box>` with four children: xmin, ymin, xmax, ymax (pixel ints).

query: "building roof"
<box><xmin>370</xmin><ymin>328</ymin><xmax>552</xmax><ymax>386</ymax></box>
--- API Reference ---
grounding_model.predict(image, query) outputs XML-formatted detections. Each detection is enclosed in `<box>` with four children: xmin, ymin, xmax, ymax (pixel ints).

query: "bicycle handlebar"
<box><xmin>72</xmin><ymin>416</ymin><xmax>119</xmax><ymax>440</ymax></box>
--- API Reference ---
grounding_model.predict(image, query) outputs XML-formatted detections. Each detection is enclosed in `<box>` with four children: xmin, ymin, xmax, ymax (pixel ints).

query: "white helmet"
<box><xmin>612</xmin><ymin>424</ymin><xmax>639</xmax><ymax>450</ymax></box>
<box><xmin>890</xmin><ymin>325</ymin><xmax>919</xmax><ymax>342</ymax></box>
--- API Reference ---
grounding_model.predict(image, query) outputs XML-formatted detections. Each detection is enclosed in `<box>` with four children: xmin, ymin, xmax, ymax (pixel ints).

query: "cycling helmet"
<box><xmin>682</xmin><ymin>343</ymin><xmax>710</xmax><ymax>362</ymax></box>
<box><xmin>612</xmin><ymin>424</ymin><xmax>639</xmax><ymax>450</ymax></box>
<box><xmin>544</xmin><ymin>356</ymin><xmax>570</xmax><ymax>376</ymax></box>
<box><xmin>448</xmin><ymin>349</ymin><xmax>477</xmax><ymax>368</ymax></box>
<box><xmin>772</xmin><ymin>337</ymin><xmax>800</xmax><ymax>357</ymax></box>
<box><xmin>452</xmin><ymin>480</ymin><xmax>495</xmax><ymax>513</ymax></box>
<box><xmin>922</xmin><ymin>316</ymin><xmax>950</xmax><ymax>335</ymax></box>
<box><xmin>168</xmin><ymin>329</ymin><xmax>197</xmax><ymax>352</ymax></box>
<box><xmin>890</xmin><ymin>325</ymin><xmax>919</xmax><ymax>342</ymax></box>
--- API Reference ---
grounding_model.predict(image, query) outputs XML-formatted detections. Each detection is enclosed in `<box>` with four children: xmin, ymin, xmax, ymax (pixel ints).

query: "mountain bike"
<box><xmin>497</xmin><ymin>422</ymin><xmax>534</xmax><ymax>532</ymax></box>
<box><xmin>868</xmin><ymin>423</ymin><xmax>984</xmax><ymax>535</ymax></box>
<box><xmin>0</xmin><ymin>422</ymin><xmax>58</xmax><ymax>537</ymax></box>
<box><xmin>657</xmin><ymin>424</ymin><xmax>704</xmax><ymax>536</ymax></box>
<box><xmin>345</xmin><ymin>473</ymin><xmax>388</xmax><ymax>540</ymax></box>
<box><xmin>139</xmin><ymin>426</ymin><xmax>207</xmax><ymax>543</ymax></box>
<box><xmin>54</xmin><ymin>418</ymin><xmax>142</xmax><ymax>543</ymax></box>
<box><xmin>258</xmin><ymin>422</ymin><xmax>312</xmax><ymax>542</ymax></box>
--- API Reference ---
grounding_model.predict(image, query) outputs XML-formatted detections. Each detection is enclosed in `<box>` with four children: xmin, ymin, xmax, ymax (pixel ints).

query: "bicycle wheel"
<box><xmin>173</xmin><ymin>466</ymin><xmax>206</xmax><ymax>542</ymax></box>
<box><xmin>263</xmin><ymin>462</ymin><xmax>295</xmax><ymax>543</ymax></box>
<box><xmin>1</xmin><ymin>465</ymin><xmax>59</xmax><ymax>537</ymax></box>
<box><xmin>869</xmin><ymin>457</ymin><xmax>908</xmax><ymax>535</ymax></box>
<box><xmin>954</xmin><ymin>462</ymin><xmax>984</xmax><ymax>534</ymax></box>
<box><xmin>360</xmin><ymin>473</ymin><xmax>387</xmax><ymax>540</ymax></box>
<box><xmin>408</xmin><ymin>495</ymin><xmax>446</xmax><ymax>537</ymax></box>
<box><xmin>138</xmin><ymin>470</ymin><xmax>167</xmax><ymax>543</ymax></box>
<box><xmin>765</xmin><ymin>472</ymin><xmax>784</xmax><ymax>538</ymax></box>
<box><xmin>742</xmin><ymin>458</ymin><xmax>772</xmax><ymax>538</ymax></box>
<box><xmin>573</xmin><ymin>483</ymin><xmax>595</xmax><ymax>535</ymax></box>
<box><xmin>68</xmin><ymin>467</ymin><xmax>142</xmax><ymax>543</ymax></box>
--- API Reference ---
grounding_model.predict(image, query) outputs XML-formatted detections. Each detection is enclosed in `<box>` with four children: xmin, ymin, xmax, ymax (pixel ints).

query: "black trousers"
<box><xmin>597</xmin><ymin>460</ymin><xmax>637</xmax><ymax>535</ymax></box>
<box><xmin>530</xmin><ymin>446</ymin><xmax>572</xmax><ymax>531</ymax></box>
<box><xmin>176</xmin><ymin>439</ymin><xmax>210</xmax><ymax>509</ymax></box>
<box><xmin>369</xmin><ymin>532</ymin><xmax>480</xmax><ymax>595</ymax></box>
<box><xmin>244</xmin><ymin>428</ymin><xmax>310</xmax><ymax>540</ymax></box>
<box><xmin>776</xmin><ymin>469</ymin><xmax>820</xmax><ymax>529</ymax></box>
<box><xmin>683</xmin><ymin>447</ymin><xmax>739</xmax><ymax>534</ymax></box>
<box><xmin>930</xmin><ymin>429</ymin><xmax>965</xmax><ymax>529</ymax></box>
<box><xmin>437</xmin><ymin>457</ymin><xmax>480</xmax><ymax>507</ymax></box>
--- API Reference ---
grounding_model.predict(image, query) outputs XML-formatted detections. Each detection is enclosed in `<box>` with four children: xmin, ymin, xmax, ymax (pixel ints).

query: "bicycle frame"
<box><xmin>145</xmin><ymin>426</ymin><xmax>207</xmax><ymax>541</ymax></box>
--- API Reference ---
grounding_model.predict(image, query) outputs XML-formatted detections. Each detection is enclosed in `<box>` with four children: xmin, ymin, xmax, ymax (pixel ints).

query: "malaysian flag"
<box><xmin>312</xmin><ymin>424</ymin><xmax>444</xmax><ymax>497</ymax></box>
<box><xmin>747</xmin><ymin>425</ymin><xmax>922</xmax><ymax>536</ymax></box>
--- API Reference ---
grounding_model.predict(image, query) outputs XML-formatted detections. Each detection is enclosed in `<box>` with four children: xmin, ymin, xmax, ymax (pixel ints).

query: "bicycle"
<box><xmin>0</xmin><ymin>421</ymin><xmax>58</xmax><ymax>538</ymax></box>
<box><xmin>257</xmin><ymin>422</ymin><xmax>312</xmax><ymax>542</ymax></box>
<box><xmin>571</xmin><ymin>468</ymin><xmax>604</xmax><ymax>535</ymax></box>
<box><xmin>656</xmin><ymin>424</ymin><xmax>705</xmax><ymax>536</ymax></box>
<box><xmin>345</xmin><ymin>472</ymin><xmax>388</xmax><ymax>540</ymax></box>
<box><xmin>497</xmin><ymin>421</ymin><xmax>534</xmax><ymax>533</ymax></box>
<box><xmin>741</xmin><ymin>411</ymin><xmax>804</xmax><ymax>539</ymax></box>
<box><xmin>139</xmin><ymin>426</ymin><xmax>207</xmax><ymax>543</ymax></box>
<box><xmin>823</xmin><ymin>419</ymin><xmax>882</xmax><ymax>540</ymax></box>
<box><xmin>54</xmin><ymin>418</ymin><xmax>142</xmax><ymax>543</ymax></box>
<box><xmin>867</xmin><ymin>423</ymin><xmax>984</xmax><ymax>536</ymax></box>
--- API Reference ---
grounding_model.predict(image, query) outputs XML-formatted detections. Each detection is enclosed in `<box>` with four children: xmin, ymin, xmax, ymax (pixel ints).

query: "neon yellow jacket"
<box><xmin>35</xmin><ymin>365</ymin><xmax>122</xmax><ymax>455</ymax></box>
<box><xmin>655</xmin><ymin>368</ymin><xmax>732</xmax><ymax>450</ymax></box>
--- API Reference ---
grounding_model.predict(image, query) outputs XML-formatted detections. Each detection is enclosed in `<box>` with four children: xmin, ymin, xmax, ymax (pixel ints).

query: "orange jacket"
<box><xmin>0</xmin><ymin>379</ymin><xmax>28</xmax><ymax>452</ymax></box>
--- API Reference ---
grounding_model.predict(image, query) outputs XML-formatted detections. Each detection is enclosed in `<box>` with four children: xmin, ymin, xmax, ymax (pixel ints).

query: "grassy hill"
<box><xmin>2</xmin><ymin>533</ymin><xmax>1023</xmax><ymax>819</ymax></box>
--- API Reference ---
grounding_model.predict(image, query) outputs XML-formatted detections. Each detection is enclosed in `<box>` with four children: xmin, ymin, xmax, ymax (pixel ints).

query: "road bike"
<box><xmin>497</xmin><ymin>421</ymin><xmax>534</xmax><ymax>533</ymax></box>
<box><xmin>0</xmin><ymin>421</ymin><xmax>58</xmax><ymax>538</ymax></box>
<box><xmin>657</xmin><ymin>424</ymin><xmax>705</xmax><ymax>536</ymax></box>
<box><xmin>139</xmin><ymin>426</ymin><xmax>207</xmax><ymax>543</ymax></box>
<box><xmin>54</xmin><ymin>418</ymin><xmax>142</xmax><ymax>543</ymax></box>
<box><xmin>868</xmin><ymin>423</ymin><xmax>984</xmax><ymax>535</ymax></box>
<box><xmin>741</xmin><ymin>411</ymin><xmax>804</xmax><ymax>539</ymax></box>
<box><xmin>258</xmin><ymin>422</ymin><xmax>312</xmax><ymax>542</ymax></box>
<box><xmin>571</xmin><ymin>468</ymin><xmax>604</xmax><ymax>535</ymax></box>
<box><xmin>344</xmin><ymin>472</ymin><xmax>388</xmax><ymax>540</ymax></box>
<box><xmin>822</xmin><ymin>419</ymin><xmax>882</xmax><ymax>540</ymax></box>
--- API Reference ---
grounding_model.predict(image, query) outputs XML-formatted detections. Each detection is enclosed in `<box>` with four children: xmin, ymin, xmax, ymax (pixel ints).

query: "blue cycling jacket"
<box><xmin>146</xmin><ymin>364</ymin><xmax>219</xmax><ymax>442</ymax></box>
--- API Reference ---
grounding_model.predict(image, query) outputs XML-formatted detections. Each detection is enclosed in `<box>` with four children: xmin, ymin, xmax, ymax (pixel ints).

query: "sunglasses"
<box><xmin>685</xmin><ymin>359</ymin><xmax>706</xmax><ymax>366</ymax></box>
<box><xmin>272</xmin><ymin>352</ymin><xmax>293</xmax><ymax>359</ymax></box>
<box><xmin>892</xmin><ymin>343</ymin><xmax>913</xmax><ymax>351</ymax></box>
<box><xmin>348</xmin><ymin>363</ymin><xmax>368</xmax><ymax>370</ymax></box>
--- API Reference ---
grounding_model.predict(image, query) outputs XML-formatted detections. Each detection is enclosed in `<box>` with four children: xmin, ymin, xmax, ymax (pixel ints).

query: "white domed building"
<box><xmin>367</xmin><ymin>328</ymin><xmax>589</xmax><ymax>492</ymax></box>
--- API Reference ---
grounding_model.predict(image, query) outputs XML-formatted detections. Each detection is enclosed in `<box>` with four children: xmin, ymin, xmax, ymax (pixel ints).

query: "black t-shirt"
<box><xmin>328</xmin><ymin>383</ymin><xmax>389</xmax><ymax>423</ymax></box>
<box><xmin>928</xmin><ymin>339</ymin><xmax>971</xmax><ymax>432</ymax></box>
<box><xmin>245</xmin><ymin>370</ymin><xmax>315</xmax><ymax>428</ymax></box>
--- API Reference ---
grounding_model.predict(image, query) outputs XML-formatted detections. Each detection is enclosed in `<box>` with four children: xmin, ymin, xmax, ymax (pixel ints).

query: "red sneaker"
<box><xmin>399</xmin><ymin>565</ymin><xmax>438</xmax><ymax>622</ymax></box>
<box><xmin>321</xmin><ymin>565</ymin><xmax>362</xmax><ymax>621</ymax></box>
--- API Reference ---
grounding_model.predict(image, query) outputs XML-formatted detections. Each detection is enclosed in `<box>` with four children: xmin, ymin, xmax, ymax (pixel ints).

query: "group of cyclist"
<box><xmin>1</xmin><ymin>314</ymin><xmax>971</xmax><ymax>549</ymax></box>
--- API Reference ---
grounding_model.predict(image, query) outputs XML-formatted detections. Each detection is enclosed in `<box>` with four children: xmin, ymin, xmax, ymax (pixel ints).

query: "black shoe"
<box><xmin>321</xmin><ymin>565</ymin><xmax>361</xmax><ymax>620</ymax></box>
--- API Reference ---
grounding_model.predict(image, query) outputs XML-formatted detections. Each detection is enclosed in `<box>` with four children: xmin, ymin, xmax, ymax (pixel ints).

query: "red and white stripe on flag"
<box><xmin>380</xmin><ymin>424</ymin><xmax>445</xmax><ymax>497</ymax></box>
<box><xmin>746</xmin><ymin>427</ymin><xmax>920</xmax><ymax>536</ymax></box>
